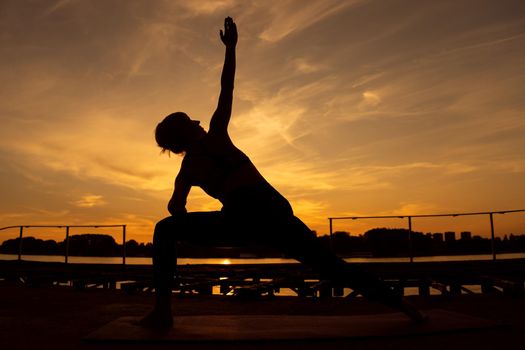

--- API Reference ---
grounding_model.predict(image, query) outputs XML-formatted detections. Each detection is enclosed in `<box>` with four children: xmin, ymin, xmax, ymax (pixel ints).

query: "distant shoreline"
<box><xmin>2</xmin><ymin>252</ymin><xmax>525</xmax><ymax>265</ymax></box>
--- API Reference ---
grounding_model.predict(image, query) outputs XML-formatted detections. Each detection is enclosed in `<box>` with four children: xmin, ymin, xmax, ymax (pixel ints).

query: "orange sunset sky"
<box><xmin>1</xmin><ymin>0</ymin><xmax>525</xmax><ymax>243</ymax></box>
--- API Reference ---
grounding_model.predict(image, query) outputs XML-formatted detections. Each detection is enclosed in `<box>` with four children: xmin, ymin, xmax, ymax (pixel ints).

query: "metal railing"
<box><xmin>3</xmin><ymin>210</ymin><xmax>524</xmax><ymax>265</ymax></box>
<box><xmin>0</xmin><ymin>224</ymin><xmax>127</xmax><ymax>264</ymax></box>
<box><xmin>328</xmin><ymin>209</ymin><xmax>525</xmax><ymax>262</ymax></box>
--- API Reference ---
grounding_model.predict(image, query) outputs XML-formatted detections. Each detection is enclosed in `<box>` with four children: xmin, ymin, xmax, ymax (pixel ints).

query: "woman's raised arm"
<box><xmin>209</xmin><ymin>17</ymin><xmax>237</xmax><ymax>134</ymax></box>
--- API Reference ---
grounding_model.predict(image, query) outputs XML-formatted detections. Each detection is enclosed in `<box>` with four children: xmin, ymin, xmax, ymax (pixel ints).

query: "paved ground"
<box><xmin>1</xmin><ymin>281</ymin><xmax>524</xmax><ymax>349</ymax></box>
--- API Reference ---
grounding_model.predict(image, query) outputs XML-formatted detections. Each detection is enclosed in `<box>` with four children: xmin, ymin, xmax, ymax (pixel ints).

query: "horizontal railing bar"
<box><xmin>0</xmin><ymin>224</ymin><xmax>126</xmax><ymax>231</ymax></box>
<box><xmin>329</xmin><ymin>209</ymin><xmax>525</xmax><ymax>221</ymax></box>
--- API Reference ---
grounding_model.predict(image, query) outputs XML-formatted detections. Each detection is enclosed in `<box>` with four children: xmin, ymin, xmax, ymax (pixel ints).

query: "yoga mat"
<box><xmin>84</xmin><ymin>309</ymin><xmax>504</xmax><ymax>343</ymax></box>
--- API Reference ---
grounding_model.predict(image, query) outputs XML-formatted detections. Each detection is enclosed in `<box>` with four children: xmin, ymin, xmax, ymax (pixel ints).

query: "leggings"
<box><xmin>152</xmin><ymin>184</ymin><xmax>403</xmax><ymax>309</ymax></box>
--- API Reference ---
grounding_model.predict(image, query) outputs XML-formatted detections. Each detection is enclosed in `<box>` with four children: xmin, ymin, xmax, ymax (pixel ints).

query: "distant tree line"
<box><xmin>317</xmin><ymin>228</ymin><xmax>525</xmax><ymax>257</ymax></box>
<box><xmin>1</xmin><ymin>229</ymin><xmax>525</xmax><ymax>258</ymax></box>
<box><xmin>0</xmin><ymin>233</ymin><xmax>279</xmax><ymax>258</ymax></box>
<box><xmin>0</xmin><ymin>234</ymin><xmax>152</xmax><ymax>258</ymax></box>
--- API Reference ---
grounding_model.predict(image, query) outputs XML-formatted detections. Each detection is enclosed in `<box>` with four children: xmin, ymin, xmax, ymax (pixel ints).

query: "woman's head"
<box><xmin>155</xmin><ymin>112</ymin><xmax>205</xmax><ymax>154</ymax></box>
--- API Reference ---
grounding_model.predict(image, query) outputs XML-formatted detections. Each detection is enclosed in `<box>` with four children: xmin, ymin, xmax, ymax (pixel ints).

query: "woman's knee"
<box><xmin>153</xmin><ymin>216</ymin><xmax>181</xmax><ymax>245</ymax></box>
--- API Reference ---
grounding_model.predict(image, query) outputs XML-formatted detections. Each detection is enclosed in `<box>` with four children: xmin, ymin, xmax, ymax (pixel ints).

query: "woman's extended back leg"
<box><xmin>276</xmin><ymin>216</ymin><xmax>408</xmax><ymax>311</ymax></box>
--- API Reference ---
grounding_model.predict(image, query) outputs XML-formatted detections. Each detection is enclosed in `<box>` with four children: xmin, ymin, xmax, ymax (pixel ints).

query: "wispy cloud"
<box><xmin>257</xmin><ymin>0</ymin><xmax>360</xmax><ymax>42</ymax></box>
<box><xmin>40</xmin><ymin>0</ymin><xmax>76</xmax><ymax>18</ymax></box>
<box><xmin>0</xmin><ymin>212</ymin><xmax>28</xmax><ymax>222</ymax></box>
<box><xmin>291</xmin><ymin>58</ymin><xmax>325</xmax><ymax>74</ymax></box>
<box><xmin>359</xmin><ymin>91</ymin><xmax>381</xmax><ymax>110</ymax></box>
<box><xmin>178</xmin><ymin>0</ymin><xmax>236</xmax><ymax>16</ymax></box>
<box><xmin>20</xmin><ymin>207</ymin><xmax>70</xmax><ymax>219</ymax></box>
<box><xmin>73</xmin><ymin>194</ymin><xmax>106</xmax><ymax>208</ymax></box>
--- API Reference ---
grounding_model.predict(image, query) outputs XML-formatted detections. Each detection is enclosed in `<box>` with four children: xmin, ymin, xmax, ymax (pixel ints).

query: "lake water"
<box><xmin>2</xmin><ymin>252</ymin><xmax>525</xmax><ymax>265</ymax></box>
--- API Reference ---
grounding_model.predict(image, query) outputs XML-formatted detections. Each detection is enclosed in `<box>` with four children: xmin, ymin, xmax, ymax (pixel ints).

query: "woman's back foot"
<box><xmin>399</xmin><ymin>299</ymin><xmax>429</xmax><ymax>324</ymax></box>
<box><xmin>138</xmin><ymin>308</ymin><xmax>174</xmax><ymax>329</ymax></box>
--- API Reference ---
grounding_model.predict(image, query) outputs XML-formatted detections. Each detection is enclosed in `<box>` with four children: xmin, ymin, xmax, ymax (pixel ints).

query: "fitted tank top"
<box><xmin>178</xmin><ymin>145</ymin><xmax>252</xmax><ymax>199</ymax></box>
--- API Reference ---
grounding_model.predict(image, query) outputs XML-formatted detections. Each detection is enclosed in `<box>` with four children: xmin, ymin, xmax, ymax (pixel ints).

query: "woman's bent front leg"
<box><xmin>152</xmin><ymin>216</ymin><xmax>179</xmax><ymax>299</ymax></box>
<box><xmin>152</xmin><ymin>212</ymin><xmax>226</xmax><ymax>298</ymax></box>
<box><xmin>140</xmin><ymin>211</ymin><xmax>227</xmax><ymax>329</ymax></box>
<box><xmin>139</xmin><ymin>216</ymin><xmax>180</xmax><ymax>329</ymax></box>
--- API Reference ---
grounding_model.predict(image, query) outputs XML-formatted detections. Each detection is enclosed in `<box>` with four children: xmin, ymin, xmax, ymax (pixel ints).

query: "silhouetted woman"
<box><xmin>140</xmin><ymin>17</ymin><xmax>426</xmax><ymax>328</ymax></box>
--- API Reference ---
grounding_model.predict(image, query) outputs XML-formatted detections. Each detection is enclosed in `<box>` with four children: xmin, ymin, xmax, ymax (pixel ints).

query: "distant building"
<box><xmin>444</xmin><ymin>231</ymin><xmax>456</xmax><ymax>242</ymax></box>
<box><xmin>432</xmin><ymin>233</ymin><xmax>444</xmax><ymax>242</ymax></box>
<box><xmin>460</xmin><ymin>231</ymin><xmax>472</xmax><ymax>240</ymax></box>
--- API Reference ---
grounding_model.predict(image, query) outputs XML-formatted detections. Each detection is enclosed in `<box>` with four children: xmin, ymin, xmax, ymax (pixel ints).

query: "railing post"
<box><xmin>122</xmin><ymin>225</ymin><xmax>126</xmax><ymax>265</ymax></box>
<box><xmin>489</xmin><ymin>213</ymin><xmax>496</xmax><ymax>261</ymax></box>
<box><xmin>64</xmin><ymin>226</ymin><xmax>70</xmax><ymax>264</ymax></box>
<box><xmin>408</xmin><ymin>216</ymin><xmax>413</xmax><ymax>263</ymax></box>
<box><xmin>329</xmin><ymin>218</ymin><xmax>333</xmax><ymax>252</ymax></box>
<box><xmin>18</xmin><ymin>226</ymin><xmax>23</xmax><ymax>261</ymax></box>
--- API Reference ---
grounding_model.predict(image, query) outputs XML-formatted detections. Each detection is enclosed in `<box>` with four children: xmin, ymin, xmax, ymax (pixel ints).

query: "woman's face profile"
<box><xmin>180</xmin><ymin>118</ymin><xmax>206</xmax><ymax>146</ymax></box>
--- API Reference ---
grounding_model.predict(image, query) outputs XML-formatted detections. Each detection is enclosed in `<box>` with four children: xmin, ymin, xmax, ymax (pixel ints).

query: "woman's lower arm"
<box><xmin>221</xmin><ymin>46</ymin><xmax>236</xmax><ymax>90</ymax></box>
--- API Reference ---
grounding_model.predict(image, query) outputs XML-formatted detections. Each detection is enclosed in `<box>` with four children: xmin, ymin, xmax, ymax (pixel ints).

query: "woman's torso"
<box><xmin>179</xmin><ymin>133</ymin><xmax>267</xmax><ymax>203</ymax></box>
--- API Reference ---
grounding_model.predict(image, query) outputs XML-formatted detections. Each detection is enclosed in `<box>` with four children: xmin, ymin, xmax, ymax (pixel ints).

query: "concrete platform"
<box><xmin>84</xmin><ymin>310</ymin><xmax>502</xmax><ymax>342</ymax></box>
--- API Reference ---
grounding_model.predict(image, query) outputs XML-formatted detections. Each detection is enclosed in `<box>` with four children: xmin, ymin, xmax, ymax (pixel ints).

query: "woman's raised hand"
<box><xmin>220</xmin><ymin>16</ymin><xmax>237</xmax><ymax>48</ymax></box>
